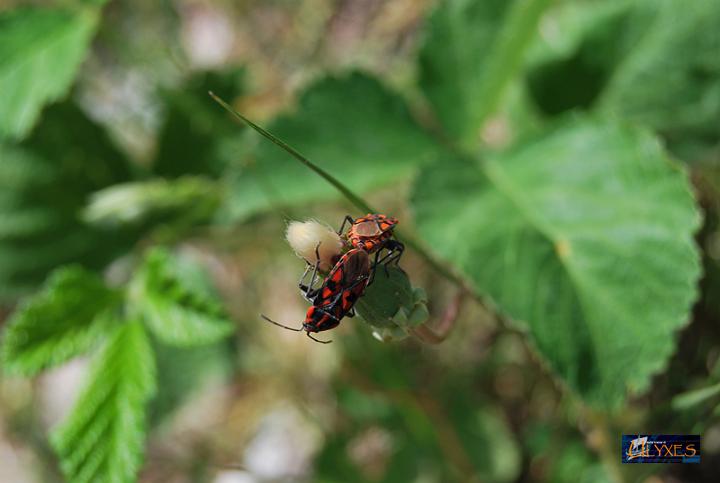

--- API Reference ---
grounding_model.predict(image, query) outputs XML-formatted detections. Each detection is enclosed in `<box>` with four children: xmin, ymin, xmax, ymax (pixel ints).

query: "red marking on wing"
<box><xmin>331</xmin><ymin>269</ymin><xmax>343</xmax><ymax>282</ymax></box>
<box><xmin>304</xmin><ymin>306</ymin><xmax>316</xmax><ymax>324</ymax></box>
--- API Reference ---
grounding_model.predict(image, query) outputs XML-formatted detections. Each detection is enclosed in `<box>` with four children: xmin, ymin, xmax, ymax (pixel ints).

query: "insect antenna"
<box><xmin>260</xmin><ymin>314</ymin><xmax>303</xmax><ymax>332</ymax></box>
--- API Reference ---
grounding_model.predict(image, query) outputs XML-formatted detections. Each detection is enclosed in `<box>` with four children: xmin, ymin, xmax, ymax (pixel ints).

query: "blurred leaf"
<box><xmin>153</xmin><ymin>68</ymin><xmax>245</xmax><ymax>178</ymax></box>
<box><xmin>23</xmin><ymin>101</ymin><xmax>134</xmax><ymax>189</ymax></box>
<box><xmin>523</xmin><ymin>424</ymin><xmax>611</xmax><ymax>482</ymax></box>
<box><xmin>321</xmin><ymin>371</ymin><xmax>519</xmax><ymax>482</ymax></box>
<box><xmin>597</xmin><ymin>0</ymin><xmax>720</xmax><ymax>161</ymax></box>
<box><xmin>83</xmin><ymin>177</ymin><xmax>222</xmax><ymax>230</ymax></box>
<box><xmin>315</xmin><ymin>440</ymin><xmax>367</xmax><ymax>483</ymax></box>
<box><xmin>51</xmin><ymin>321</ymin><xmax>156</xmax><ymax>483</ymax></box>
<box><xmin>143</xmin><ymin>251</ymin><xmax>236</xmax><ymax>426</ymax></box>
<box><xmin>149</xmin><ymin>336</ymin><xmax>235</xmax><ymax>426</ymax></box>
<box><xmin>672</xmin><ymin>382</ymin><xmax>720</xmax><ymax>410</ymax></box>
<box><xmin>1</xmin><ymin>266</ymin><xmax>119</xmax><ymax>375</ymax></box>
<box><xmin>0</xmin><ymin>230</ymin><xmax>102</xmax><ymax>299</ymax></box>
<box><xmin>412</xmin><ymin>117</ymin><xmax>701</xmax><ymax>407</ymax></box>
<box><xmin>341</xmin><ymin>328</ymin><xmax>419</xmax><ymax>392</ymax></box>
<box><xmin>223</xmin><ymin>72</ymin><xmax>440</xmax><ymax>222</ymax></box>
<box><xmin>0</xmin><ymin>7</ymin><xmax>99</xmax><ymax>140</ymax></box>
<box><xmin>525</xmin><ymin>1</ymin><xmax>632</xmax><ymax>116</ymax></box>
<box><xmin>0</xmin><ymin>102</ymin><xmax>134</xmax><ymax>299</ymax></box>
<box><xmin>0</xmin><ymin>147</ymin><xmax>64</xmax><ymax>241</ymax></box>
<box><xmin>130</xmin><ymin>247</ymin><xmax>234</xmax><ymax>346</ymax></box>
<box><xmin>450</xmin><ymin>404</ymin><xmax>521</xmax><ymax>483</ymax></box>
<box><xmin>418</xmin><ymin>0</ymin><xmax>550</xmax><ymax>145</ymax></box>
<box><xmin>336</xmin><ymin>387</ymin><xmax>394</xmax><ymax>423</ymax></box>
<box><xmin>549</xmin><ymin>441</ymin><xmax>611</xmax><ymax>483</ymax></box>
<box><xmin>317</xmin><ymin>392</ymin><xmax>439</xmax><ymax>482</ymax></box>
<box><xmin>526</xmin><ymin>0</ymin><xmax>720</xmax><ymax>161</ymax></box>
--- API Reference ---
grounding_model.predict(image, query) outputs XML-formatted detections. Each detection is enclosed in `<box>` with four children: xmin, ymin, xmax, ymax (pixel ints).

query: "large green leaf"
<box><xmin>51</xmin><ymin>321</ymin><xmax>156</xmax><ymax>483</ymax></box>
<box><xmin>418</xmin><ymin>0</ymin><xmax>550</xmax><ymax>145</ymax></box>
<box><xmin>597</xmin><ymin>0</ymin><xmax>720</xmax><ymax>161</ymax></box>
<box><xmin>1</xmin><ymin>266</ymin><xmax>119</xmax><ymax>375</ymax></box>
<box><xmin>0</xmin><ymin>144</ymin><xmax>100</xmax><ymax>300</ymax></box>
<box><xmin>524</xmin><ymin>0</ymin><xmax>634</xmax><ymax>116</ymax></box>
<box><xmin>411</xmin><ymin>117</ymin><xmax>701</xmax><ymax>407</ymax></box>
<box><xmin>0</xmin><ymin>102</ymin><xmax>134</xmax><ymax>299</ymax></box>
<box><xmin>525</xmin><ymin>0</ymin><xmax>720</xmax><ymax>161</ymax></box>
<box><xmin>0</xmin><ymin>7</ymin><xmax>99</xmax><ymax>140</ymax></box>
<box><xmin>223</xmin><ymin>72</ymin><xmax>440</xmax><ymax>222</ymax></box>
<box><xmin>0</xmin><ymin>147</ymin><xmax>63</xmax><ymax>242</ymax></box>
<box><xmin>23</xmin><ymin>101</ymin><xmax>133</xmax><ymax>191</ymax></box>
<box><xmin>130</xmin><ymin>247</ymin><xmax>234</xmax><ymax>346</ymax></box>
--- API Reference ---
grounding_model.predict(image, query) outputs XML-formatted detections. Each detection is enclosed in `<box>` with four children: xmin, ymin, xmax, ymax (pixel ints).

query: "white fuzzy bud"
<box><xmin>285</xmin><ymin>220</ymin><xmax>344</xmax><ymax>271</ymax></box>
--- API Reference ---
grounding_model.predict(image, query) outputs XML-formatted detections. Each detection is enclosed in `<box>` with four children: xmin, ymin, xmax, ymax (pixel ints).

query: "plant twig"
<box><xmin>209</xmin><ymin>92</ymin><xmax>468</xmax><ymax>293</ymax></box>
<box><xmin>209</xmin><ymin>92</ymin><xmax>372</xmax><ymax>213</ymax></box>
<box><xmin>412</xmin><ymin>289</ymin><xmax>465</xmax><ymax>344</ymax></box>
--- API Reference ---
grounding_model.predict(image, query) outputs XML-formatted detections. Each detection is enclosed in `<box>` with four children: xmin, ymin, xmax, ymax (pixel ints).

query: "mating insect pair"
<box><xmin>262</xmin><ymin>213</ymin><xmax>404</xmax><ymax>343</ymax></box>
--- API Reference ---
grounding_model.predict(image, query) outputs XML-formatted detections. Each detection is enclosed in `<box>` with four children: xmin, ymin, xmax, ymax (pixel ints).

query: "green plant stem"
<box><xmin>209</xmin><ymin>92</ymin><xmax>466</xmax><ymax>291</ymax></box>
<box><xmin>461</xmin><ymin>0</ymin><xmax>553</xmax><ymax>150</ymax></box>
<box><xmin>209</xmin><ymin>92</ymin><xmax>373</xmax><ymax>213</ymax></box>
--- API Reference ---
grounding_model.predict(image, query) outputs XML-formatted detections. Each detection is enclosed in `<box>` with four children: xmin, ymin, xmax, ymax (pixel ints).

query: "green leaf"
<box><xmin>357</xmin><ymin>267</ymin><xmax>416</xmax><ymax>329</ymax></box>
<box><xmin>51</xmin><ymin>321</ymin><xmax>156</xmax><ymax>483</ymax></box>
<box><xmin>524</xmin><ymin>1</ymin><xmax>634</xmax><ymax>116</ymax></box>
<box><xmin>418</xmin><ymin>0</ymin><xmax>551</xmax><ymax>146</ymax></box>
<box><xmin>130</xmin><ymin>247</ymin><xmax>234</xmax><ymax>346</ymax></box>
<box><xmin>450</xmin><ymin>404</ymin><xmax>521</xmax><ymax>483</ymax></box>
<box><xmin>525</xmin><ymin>0</ymin><xmax>720</xmax><ymax>161</ymax></box>
<box><xmin>411</xmin><ymin>117</ymin><xmax>701</xmax><ymax>407</ymax></box>
<box><xmin>149</xmin><ymin>337</ymin><xmax>235</xmax><ymax>426</ymax></box>
<box><xmin>1</xmin><ymin>266</ymin><xmax>119</xmax><ymax>375</ymax></box>
<box><xmin>597</xmin><ymin>0</ymin><xmax>720</xmax><ymax>161</ymax></box>
<box><xmin>223</xmin><ymin>72</ymin><xmax>440</xmax><ymax>222</ymax></box>
<box><xmin>0</xmin><ymin>102</ymin><xmax>134</xmax><ymax>299</ymax></box>
<box><xmin>356</xmin><ymin>267</ymin><xmax>429</xmax><ymax>341</ymax></box>
<box><xmin>83</xmin><ymin>177</ymin><xmax>222</xmax><ymax>231</ymax></box>
<box><xmin>672</xmin><ymin>382</ymin><xmax>720</xmax><ymax>411</ymax></box>
<box><xmin>549</xmin><ymin>441</ymin><xmax>612</xmax><ymax>483</ymax></box>
<box><xmin>22</xmin><ymin>100</ymin><xmax>134</xmax><ymax>190</ymax></box>
<box><xmin>154</xmin><ymin>68</ymin><xmax>245</xmax><ymax>178</ymax></box>
<box><xmin>0</xmin><ymin>7</ymin><xmax>99</xmax><ymax>140</ymax></box>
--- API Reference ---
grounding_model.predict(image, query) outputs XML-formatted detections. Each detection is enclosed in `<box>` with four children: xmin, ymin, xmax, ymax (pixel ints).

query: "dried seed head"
<box><xmin>285</xmin><ymin>220</ymin><xmax>344</xmax><ymax>271</ymax></box>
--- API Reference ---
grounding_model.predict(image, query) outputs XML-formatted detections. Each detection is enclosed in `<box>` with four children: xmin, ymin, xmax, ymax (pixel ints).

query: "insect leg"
<box><xmin>367</xmin><ymin>250</ymin><xmax>381</xmax><ymax>286</ymax></box>
<box><xmin>299</xmin><ymin>242</ymin><xmax>324</xmax><ymax>301</ymax></box>
<box><xmin>337</xmin><ymin>215</ymin><xmax>355</xmax><ymax>236</ymax></box>
<box><xmin>298</xmin><ymin>264</ymin><xmax>319</xmax><ymax>301</ymax></box>
<box><xmin>307</xmin><ymin>332</ymin><xmax>332</xmax><ymax>344</ymax></box>
<box><xmin>376</xmin><ymin>240</ymin><xmax>405</xmax><ymax>268</ymax></box>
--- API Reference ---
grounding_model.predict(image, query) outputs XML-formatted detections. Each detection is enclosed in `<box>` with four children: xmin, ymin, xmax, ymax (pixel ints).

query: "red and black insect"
<box><xmin>261</xmin><ymin>248</ymin><xmax>371</xmax><ymax>343</ymax></box>
<box><xmin>338</xmin><ymin>213</ymin><xmax>404</xmax><ymax>267</ymax></box>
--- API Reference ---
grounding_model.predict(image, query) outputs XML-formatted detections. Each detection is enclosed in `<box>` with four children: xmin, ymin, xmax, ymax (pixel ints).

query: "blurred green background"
<box><xmin>1</xmin><ymin>0</ymin><xmax>719</xmax><ymax>482</ymax></box>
